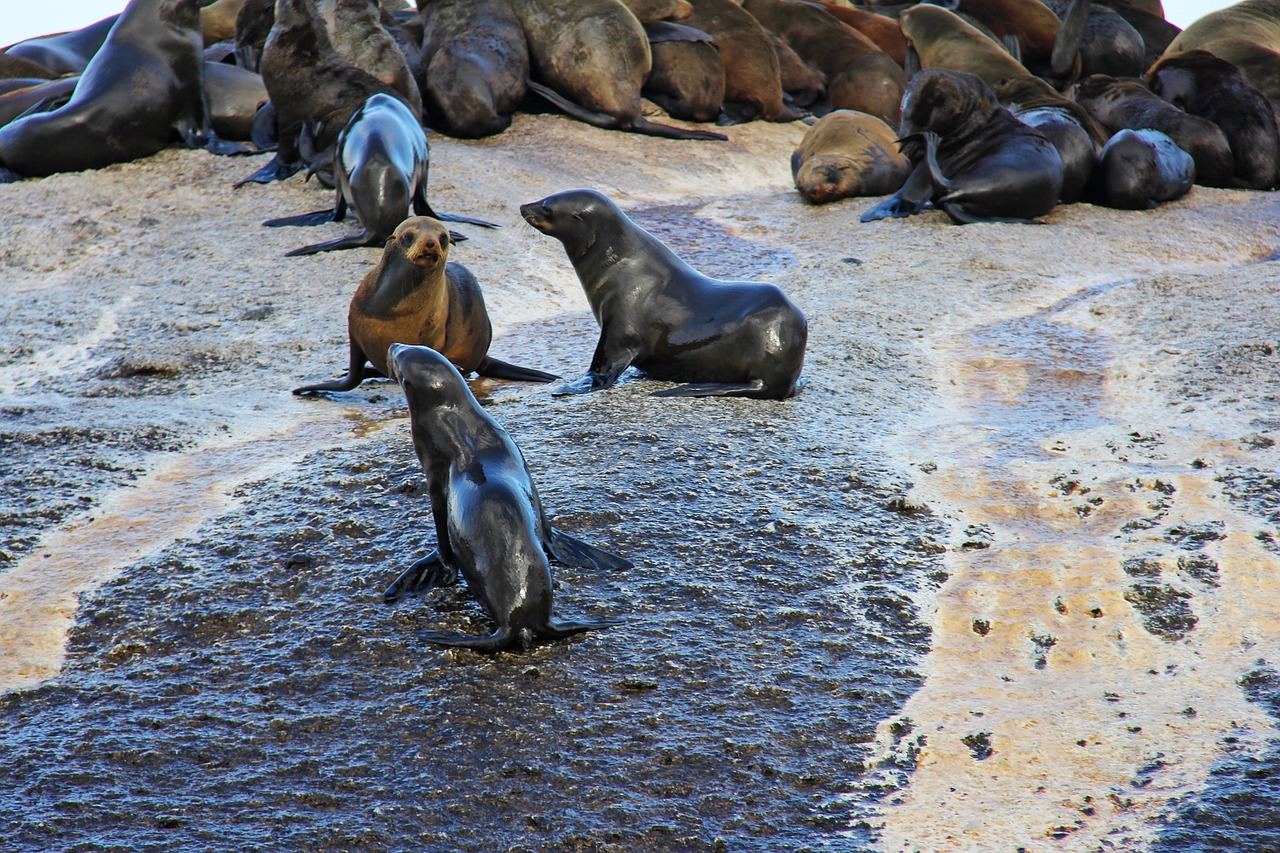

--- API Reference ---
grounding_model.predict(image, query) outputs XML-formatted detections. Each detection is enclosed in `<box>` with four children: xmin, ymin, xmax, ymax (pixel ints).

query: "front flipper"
<box><xmin>920</xmin><ymin>130</ymin><xmax>958</xmax><ymax>194</ymax></box>
<box><xmin>629</xmin><ymin>115</ymin><xmax>727</xmax><ymax>142</ymax></box>
<box><xmin>264</xmin><ymin>208</ymin><xmax>337</xmax><ymax>228</ymax></box>
<box><xmin>860</xmin><ymin>160</ymin><xmax>935</xmax><ymax>222</ymax></box>
<box><xmin>553</xmin><ymin>334</ymin><xmax>637</xmax><ymax>396</ymax></box>
<box><xmin>382</xmin><ymin>550</ymin><xmax>459</xmax><ymax>603</ymax></box>
<box><xmin>650</xmin><ymin>380</ymin><xmax>766</xmax><ymax>398</ymax></box>
<box><xmin>421</xmin><ymin>627</ymin><xmax>515</xmax><ymax>653</ymax></box>
<box><xmin>937</xmin><ymin>201</ymin><xmax>1043</xmax><ymax>226</ymax></box>
<box><xmin>285</xmin><ymin>230</ymin><xmax>380</xmax><ymax>257</ymax></box>
<box><xmin>293</xmin><ymin>339</ymin><xmax>371</xmax><ymax>394</ymax></box>
<box><xmin>547</xmin><ymin>528</ymin><xmax>633</xmax><ymax>570</ymax></box>
<box><xmin>475</xmin><ymin>357</ymin><xmax>559</xmax><ymax>383</ymax></box>
<box><xmin>233</xmin><ymin>154</ymin><xmax>301</xmax><ymax>187</ymax></box>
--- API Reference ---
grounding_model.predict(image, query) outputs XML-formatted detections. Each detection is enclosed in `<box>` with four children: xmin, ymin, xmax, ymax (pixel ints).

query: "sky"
<box><xmin>0</xmin><ymin>1</ymin><xmax>1245</xmax><ymax>54</ymax></box>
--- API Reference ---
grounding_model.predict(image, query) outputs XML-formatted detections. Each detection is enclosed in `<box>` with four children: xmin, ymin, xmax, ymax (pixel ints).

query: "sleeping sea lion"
<box><xmin>994</xmin><ymin>75</ymin><xmax>1102</xmax><ymax>203</ymax></box>
<box><xmin>382</xmin><ymin>343</ymin><xmax>627</xmax><ymax>653</ymax></box>
<box><xmin>809</xmin><ymin>1</ymin><xmax>907</xmax><ymax>67</ymax></box>
<box><xmin>1087</xmin><ymin>128</ymin><xmax>1193</xmax><ymax>209</ymax></box>
<box><xmin>294</xmin><ymin>216</ymin><xmax>556</xmax><ymax>393</ymax></box>
<box><xmin>643</xmin><ymin>22</ymin><xmax>725</xmax><ymax>124</ymax></box>
<box><xmin>1162</xmin><ymin>0</ymin><xmax>1280</xmax><ymax>108</ymax></box>
<box><xmin>898</xmin><ymin>4</ymin><xmax>1027</xmax><ymax>87</ymax></box>
<box><xmin>521</xmin><ymin>188</ymin><xmax>808</xmax><ymax>399</ymax></box>
<box><xmin>679</xmin><ymin>0</ymin><xmax>800</xmax><ymax>123</ymax></box>
<box><xmin>792</xmin><ymin>109</ymin><xmax>910</xmax><ymax>204</ymax></box>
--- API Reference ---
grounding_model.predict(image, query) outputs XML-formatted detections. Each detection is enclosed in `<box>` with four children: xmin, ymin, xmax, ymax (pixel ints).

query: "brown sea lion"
<box><xmin>0</xmin><ymin>55</ymin><xmax>58</xmax><ymax>81</ymax></box>
<box><xmin>682</xmin><ymin>0</ymin><xmax>800</xmax><ymax>123</ymax></box>
<box><xmin>810</xmin><ymin>1</ymin><xmax>907</xmax><ymax>66</ymax></box>
<box><xmin>204</xmin><ymin>61</ymin><xmax>268</xmax><ymax>140</ymax></box>
<box><xmin>317</xmin><ymin>0</ymin><xmax>423</xmax><ymax>120</ymax></box>
<box><xmin>767</xmin><ymin>30</ymin><xmax>826</xmax><ymax>108</ymax></box>
<box><xmin>415</xmin><ymin>0</ymin><xmax>529</xmax><ymax>138</ymax></box>
<box><xmin>233</xmin><ymin>0</ymin><xmax>273</xmax><ymax>70</ymax></box>
<box><xmin>201</xmin><ymin>0</ymin><xmax>249</xmax><ymax>45</ymax></box>
<box><xmin>1072</xmin><ymin>74</ymin><xmax>1234</xmax><ymax>188</ymax></box>
<box><xmin>742</xmin><ymin>0</ymin><xmax>904</xmax><ymax>126</ymax></box>
<box><xmin>1163</xmin><ymin>0</ymin><xmax>1280</xmax><ymax>109</ymax></box>
<box><xmin>791</xmin><ymin>109</ymin><xmax>910</xmax><ymax>204</ymax></box>
<box><xmin>643</xmin><ymin>22</ymin><xmax>725</xmax><ymax>123</ymax></box>
<box><xmin>0</xmin><ymin>77</ymin><xmax>79</xmax><ymax>127</ymax></box>
<box><xmin>620</xmin><ymin>0</ymin><xmax>692</xmax><ymax>22</ymax></box>
<box><xmin>507</xmin><ymin>0</ymin><xmax>724</xmax><ymax>139</ymax></box>
<box><xmin>946</xmin><ymin>0</ymin><xmax>1062</xmax><ymax>68</ymax></box>
<box><xmin>294</xmin><ymin>216</ymin><xmax>558</xmax><ymax>394</ymax></box>
<box><xmin>994</xmin><ymin>75</ymin><xmax>1102</xmax><ymax>203</ymax></box>
<box><xmin>381</xmin><ymin>343</ymin><xmax>627</xmax><ymax>653</ymax></box>
<box><xmin>1147</xmin><ymin>49</ymin><xmax>1280</xmax><ymax>189</ymax></box>
<box><xmin>898</xmin><ymin>5</ymin><xmax>1027</xmax><ymax>87</ymax></box>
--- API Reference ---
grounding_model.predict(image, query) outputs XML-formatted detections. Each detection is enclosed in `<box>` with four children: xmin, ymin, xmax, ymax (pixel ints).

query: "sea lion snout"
<box><xmin>519</xmin><ymin>201</ymin><xmax>552</xmax><ymax>231</ymax></box>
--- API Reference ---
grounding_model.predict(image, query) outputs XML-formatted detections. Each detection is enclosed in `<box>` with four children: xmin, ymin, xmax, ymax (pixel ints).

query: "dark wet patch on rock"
<box><xmin>1122</xmin><ymin>555</ymin><xmax>1165</xmax><ymax>578</ymax></box>
<box><xmin>962</xmin><ymin>731</ymin><xmax>993</xmax><ymax>760</ymax></box>
<box><xmin>1177</xmin><ymin>553</ymin><xmax>1220</xmax><ymax>588</ymax></box>
<box><xmin>1124</xmin><ymin>583</ymin><xmax>1197</xmax><ymax>641</ymax></box>
<box><xmin>1164</xmin><ymin>521</ymin><xmax>1226</xmax><ymax>550</ymax></box>
<box><xmin>627</xmin><ymin>203</ymin><xmax>796</xmax><ymax>281</ymax></box>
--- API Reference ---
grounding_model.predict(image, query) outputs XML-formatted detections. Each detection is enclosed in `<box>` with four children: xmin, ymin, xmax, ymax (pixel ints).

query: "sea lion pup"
<box><xmin>0</xmin><ymin>0</ymin><xmax>245</xmax><ymax>180</ymax></box>
<box><xmin>862</xmin><ymin>69</ymin><xmax>1063</xmax><ymax>225</ymax></box>
<box><xmin>897</xmin><ymin>5</ymin><xmax>1028</xmax><ymax>88</ymax></box>
<box><xmin>382</xmin><ymin>344</ymin><xmax>626</xmax><ymax>653</ymax></box>
<box><xmin>642</xmin><ymin>22</ymin><xmax>726</xmax><ymax>123</ymax></box>
<box><xmin>792</xmin><ymin>109</ymin><xmax>910</xmax><ymax>204</ymax></box>
<box><xmin>235</xmin><ymin>0</ymin><xmax>412</xmax><ymax>186</ymax></box>
<box><xmin>1162</xmin><ymin>0</ymin><xmax>1280</xmax><ymax>108</ymax></box>
<box><xmin>742</xmin><ymin>0</ymin><xmax>905</xmax><ymax>126</ymax></box>
<box><xmin>266</xmin><ymin>94</ymin><xmax>495</xmax><ymax>255</ymax></box>
<box><xmin>3</xmin><ymin>15</ymin><xmax>118</xmax><ymax>76</ymax></box>
<box><xmin>1147</xmin><ymin>49</ymin><xmax>1280</xmax><ymax>190</ymax></box>
<box><xmin>521</xmin><ymin>189</ymin><xmax>808</xmax><ymax>400</ymax></box>
<box><xmin>676</xmin><ymin>0</ymin><xmax>801</xmax><ymax>123</ymax></box>
<box><xmin>994</xmin><ymin>75</ymin><xmax>1102</xmax><ymax>204</ymax></box>
<box><xmin>1087</xmin><ymin>128</ymin><xmax>1193</xmax><ymax>209</ymax></box>
<box><xmin>507</xmin><ymin>0</ymin><xmax>725</xmax><ymax>140</ymax></box>
<box><xmin>294</xmin><ymin>216</ymin><xmax>557</xmax><ymax>394</ymax></box>
<box><xmin>316</xmin><ymin>0</ymin><xmax>423</xmax><ymax>120</ymax></box>
<box><xmin>415</xmin><ymin>0</ymin><xmax>528</xmax><ymax>138</ymax></box>
<box><xmin>1071</xmin><ymin>74</ymin><xmax>1233</xmax><ymax>188</ymax></box>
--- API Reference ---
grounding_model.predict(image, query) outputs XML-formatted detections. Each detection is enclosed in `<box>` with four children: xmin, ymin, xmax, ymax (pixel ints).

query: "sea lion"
<box><xmin>944</xmin><ymin>0</ymin><xmax>1062</xmax><ymax>68</ymax></box>
<box><xmin>265</xmin><ymin>93</ymin><xmax>495</xmax><ymax>255</ymax></box>
<box><xmin>1071</xmin><ymin>74</ymin><xmax>1233</xmax><ymax>188</ymax></box>
<box><xmin>0</xmin><ymin>55</ymin><xmax>58</xmax><ymax>81</ymax></box>
<box><xmin>767</xmin><ymin>31</ymin><xmax>827</xmax><ymax>109</ymax></box>
<box><xmin>381</xmin><ymin>343</ymin><xmax>627</xmax><ymax>653</ymax></box>
<box><xmin>316</xmin><ymin>0</ymin><xmax>423</xmax><ymax>120</ymax></box>
<box><xmin>233</xmin><ymin>0</ymin><xmax>273</xmax><ymax>70</ymax></box>
<box><xmin>521</xmin><ymin>188</ymin><xmax>808</xmax><ymax>399</ymax></box>
<box><xmin>1087</xmin><ymin>127</ymin><xmax>1193</xmax><ymax>209</ymax></box>
<box><xmin>204</xmin><ymin>60</ymin><xmax>268</xmax><ymax>140</ymax></box>
<box><xmin>679</xmin><ymin>0</ymin><xmax>800</xmax><ymax>123</ymax></box>
<box><xmin>1045</xmin><ymin>0</ymin><xmax>1145</xmax><ymax>79</ymax></box>
<box><xmin>0</xmin><ymin>0</ymin><xmax>244</xmax><ymax>180</ymax></box>
<box><xmin>742</xmin><ymin>0</ymin><xmax>904</xmax><ymax>126</ymax></box>
<box><xmin>0</xmin><ymin>77</ymin><xmax>79</xmax><ymax>127</ymax></box>
<box><xmin>294</xmin><ymin>216</ymin><xmax>557</xmax><ymax>394</ymax></box>
<box><xmin>642</xmin><ymin>22</ymin><xmax>725</xmax><ymax>124</ymax></box>
<box><xmin>620</xmin><ymin>0</ymin><xmax>692</xmax><ymax>22</ymax></box>
<box><xmin>792</xmin><ymin>109</ymin><xmax>910</xmax><ymax>204</ymax></box>
<box><xmin>862</xmin><ymin>68</ymin><xmax>1063</xmax><ymax>225</ymax></box>
<box><xmin>237</xmin><ymin>0</ymin><xmax>412</xmax><ymax>185</ymax></box>
<box><xmin>994</xmin><ymin>75</ymin><xmax>1102</xmax><ymax>204</ymax></box>
<box><xmin>897</xmin><ymin>5</ymin><xmax>1027</xmax><ymax>87</ymax></box>
<box><xmin>415</xmin><ymin>0</ymin><xmax>529</xmax><ymax>138</ymax></box>
<box><xmin>1147</xmin><ymin>49</ymin><xmax>1280</xmax><ymax>190</ymax></box>
<box><xmin>3</xmin><ymin>15</ymin><xmax>118</xmax><ymax>76</ymax></box>
<box><xmin>1163</xmin><ymin>0</ymin><xmax>1280</xmax><ymax>108</ymax></box>
<box><xmin>507</xmin><ymin>0</ymin><xmax>725</xmax><ymax>140</ymax></box>
<box><xmin>809</xmin><ymin>2</ymin><xmax>907</xmax><ymax>66</ymax></box>
<box><xmin>202</xmin><ymin>0</ymin><xmax>249</xmax><ymax>45</ymax></box>
<box><xmin>1109</xmin><ymin>2</ymin><xmax>1181</xmax><ymax>68</ymax></box>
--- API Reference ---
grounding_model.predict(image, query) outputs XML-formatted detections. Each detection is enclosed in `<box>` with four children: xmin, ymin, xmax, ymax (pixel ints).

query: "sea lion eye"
<box><xmin>400</xmin><ymin>231</ymin><xmax>414</xmax><ymax>248</ymax></box>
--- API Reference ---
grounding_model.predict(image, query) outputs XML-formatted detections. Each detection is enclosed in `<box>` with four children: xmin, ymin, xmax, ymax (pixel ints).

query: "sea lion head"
<box><xmin>519</xmin><ymin>189</ymin><xmax>616</xmax><ymax>238</ymax></box>
<box><xmin>795</xmin><ymin>156</ymin><xmax>863</xmax><ymax>204</ymax></box>
<box><xmin>898</xmin><ymin>68</ymin><xmax>998</xmax><ymax>149</ymax></box>
<box><xmin>388</xmin><ymin>216</ymin><xmax>454</xmax><ymax>269</ymax></box>
<box><xmin>387</xmin><ymin>343</ymin><xmax>466</xmax><ymax>402</ymax></box>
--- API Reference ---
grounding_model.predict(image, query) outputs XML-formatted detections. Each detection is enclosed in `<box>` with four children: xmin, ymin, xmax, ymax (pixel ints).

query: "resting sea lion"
<box><xmin>317</xmin><ymin>0</ymin><xmax>423</xmax><ymax>119</ymax></box>
<box><xmin>0</xmin><ymin>0</ymin><xmax>244</xmax><ymax>180</ymax></box>
<box><xmin>1147</xmin><ymin>49</ymin><xmax>1280</xmax><ymax>189</ymax></box>
<box><xmin>0</xmin><ymin>55</ymin><xmax>58</xmax><ymax>81</ymax></box>
<box><xmin>3</xmin><ymin>15</ymin><xmax>118</xmax><ymax>75</ymax></box>
<box><xmin>792</xmin><ymin>109</ymin><xmax>910</xmax><ymax>204</ymax></box>
<box><xmin>809</xmin><ymin>1</ymin><xmax>907</xmax><ymax>66</ymax></box>
<box><xmin>1087</xmin><ymin>128</ymin><xmax>1193</xmax><ymax>209</ymax></box>
<box><xmin>1072</xmin><ymin>74</ymin><xmax>1233</xmax><ymax>188</ymax></box>
<box><xmin>414</xmin><ymin>0</ymin><xmax>528</xmax><ymax>138</ymax></box>
<box><xmin>767</xmin><ymin>31</ymin><xmax>827</xmax><ymax>109</ymax></box>
<box><xmin>862</xmin><ymin>68</ymin><xmax>1063</xmax><ymax>225</ymax></box>
<box><xmin>898</xmin><ymin>5</ymin><xmax>1027</xmax><ymax>87</ymax></box>
<box><xmin>204</xmin><ymin>60</ymin><xmax>268</xmax><ymax>140</ymax></box>
<box><xmin>643</xmin><ymin>22</ymin><xmax>725</xmax><ymax>124</ymax></box>
<box><xmin>508</xmin><ymin>0</ymin><xmax>724</xmax><ymax>140</ymax></box>
<box><xmin>994</xmin><ymin>75</ymin><xmax>1102</xmax><ymax>203</ymax></box>
<box><xmin>1162</xmin><ymin>0</ymin><xmax>1280</xmax><ymax>108</ymax></box>
<box><xmin>0</xmin><ymin>78</ymin><xmax>80</xmax><ymax>127</ymax></box>
<box><xmin>382</xmin><ymin>343</ymin><xmax>627</xmax><ymax>653</ymax></box>
<box><xmin>294</xmin><ymin>216</ymin><xmax>556</xmax><ymax>394</ymax></box>
<box><xmin>521</xmin><ymin>189</ymin><xmax>808</xmax><ymax>399</ymax></box>
<box><xmin>680</xmin><ymin>0</ymin><xmax>800</xmax><ymax>123</ymax></box>
<box><xmin>945</xmin><ymin>0</ymin><xmax>1062</xmax><ymax>68</ymax></box>
<box><xmin>1045</xmin><ymin>0</ymin><xmax>1145</xmax><ymax>79</ymax></box>
<box><xmin>201</xmin><ymin>0</ymin><xmax>249</xmax><ymax>45</ymax></box>
<box><xmin>233</xmin><ymin>0</ymin><xmax>273</xmax><ymax>70</ymax></box>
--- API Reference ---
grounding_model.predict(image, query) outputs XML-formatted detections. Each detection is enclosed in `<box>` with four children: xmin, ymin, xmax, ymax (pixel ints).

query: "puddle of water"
<box><xmin>627</xmin><ymin>202</ymin><xmax>797</xmax><ymax>281</ymax></box>
<box><xmin>873</xmin><ymin>281</ymin><xmax>1280</xmax><ymax>850</ymax></box>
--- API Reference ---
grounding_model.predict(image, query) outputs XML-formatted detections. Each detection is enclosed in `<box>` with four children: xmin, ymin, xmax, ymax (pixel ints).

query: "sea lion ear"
<box><xmin>572</xmin><ymin>212</ymin><xmax>584</xmax><ymax>222</ymax></box>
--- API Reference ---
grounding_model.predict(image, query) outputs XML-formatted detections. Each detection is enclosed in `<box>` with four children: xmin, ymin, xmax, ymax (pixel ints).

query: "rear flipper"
<box><xmin>547</xmin><ymin>527</ymin><xmax>633</xmax><ymax>570</ymax></box>
<box><xmin>537</xmin><ymin>616</ymin><xmax>624</xmax><ymax>641</ymax></box>
<box><xmin>264</xmin><ymin>208</ymin><xmax>337</xmax><ymax>228</ymax></box>
<box><xmin>650</xmin><ymin>379</ymin><xmax>766</xmax><ymax>398</ymax></box>
<box><xmin>938</xmin><ymin>201</ymin><xmax>1043</xmax><ymax>226</ymax></box>
<box><xmin>476</xmin><ymin>357</ymin><xmax>559</xmax><ymax>383</ymax></box>
<box><xmin>285</xmin><ymin>230</ymin><xmax>380</xmax><ymax>257</ymax></box>
<box><xmin>293</xmin><ymin>339</ymin><xmax>372</xmax><ymax>394</ymax></box>
<box><xmin>383</xmin><ymin>550</ymin><xmax>459</xmax><ymax>603</ymax></box>
<box><xmin>234</xmin><ymin>155</ymin><xmax>301</xmax><ymax>187</ymax></box>
<box><xmin>528</xmin><ymin>80</ymin><xmax>725</xmax><ymax>141</ymax></box>
<box><xmin>413</xmin><ymin>192</ymin><xmax>498</xmax><ymax>229</ymax></box>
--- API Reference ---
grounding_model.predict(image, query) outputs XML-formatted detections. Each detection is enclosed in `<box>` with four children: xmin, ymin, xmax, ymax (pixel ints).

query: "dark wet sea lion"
<box><xmin>204</xmin><ymin>60</ymin><xmax>268</xmax><ymax>140</ymax></box>
<box><xmin>0</xmin><ymin>0</ymin><xmax>243</xmax><ymax>180</ymax></box>
<box><xmin>810</xmin><ymin>2</ymin><xmax>907</xmax><ymax>66</ymax></box>
<box><xmin>1163</xmin><ymin>0</ymin><xmax>1280</xmax><ymax>107</ymax></box>
<box><xmin>898</xmin><ymin>5</ymin><xmax>1027</xmax><ymax>87</ymax></box>
<box><xmin>643</xmin><ymin>22</ymin><xmax>725</xmax><ymax>124</ymax></box>
<box><xmin>1108</xmin><ymin>2</ymin><xmax>1181</xmax><ymax>68</ymax></box>
<box><xmin>266</xmin><ymin>94</ymin><xmax>495</xmax><ymax>255</ymax></box>
<box><xmin>233</xmin><ymin>0</ymin><xmax>273</xmax><ymax>70</ymax></box>
<box><xmin>1046</xmin><ymin>0</ymin><xmax>1145</xmax><ymax>78</ymax></box>
<box><xmin>382</xmin><ymin>343</ymin><xmax>626</xmax><ymax>653</ymax></box>
<box><xmin>620</xmin><ymin>0</ymin><xmax>692</xmax><ymax>22</ymax></box>
<box><xmin>792</xmin><ymin>109</ymin><xmax>909</xmax><ymax>204</ymax></box>
<box><xmin>0</xmin><ymin>78</ymin><xmax>80</xmax><ymax>126</ymax></box>
<box><xmin>741</xmin><ymin>0</ymin><xmax>904</xmax><ymax>126</ymax></box>
<box><xmin>317</xmin><ymin>0</ymin><xmax>423</xmax><ymax>120</ymax></box>
<box><xmin>415</xmin><ymin>0</ymin><xmax>528</xmax><ymax>138</ymax></box>
<box><xmin>1147</xmin><ymin>49</ymin><xmax>1280</xmax><ymax>190</ymax></box>
<box><xmin>0</xmin><ymin>55</ymin><xmax>58</xmax><ymax>81</ymax></box>
<box><xmin>1071</xmin><ymin>74</ymin><xmax>1233</xmax><ymax>188</ymax></box>
<box><xmin>295</xmin><ymin>216</ymin><xmax>556</xmax><ymax>394</ymax></box>
<box><xmin>767</xmin><ymin>30</ymin><xmax>826</xmax><ymax>108</ymax></box>
<box><xmin>507</xmin><ymin>0</ymin><xmax>725</xmax><ymax>140</ymax></box>
<box><xmin>1087</xmin><ymin>128</ymin><xmax>1193</xmax><ymax>209</ymax></box>
<box><xmin>3</xmin><ymin>15</ymin><xmax>117</xmax><ymax>75</ymax></box>
<box><xmin>994</xmin><ymin>75</ymin><xmax>1102</xmax><ymax>204</ymax></box>
<box><xmin>239</xmin><ymin>0</ymin><xmax>411</xmax><ymax>185</ymax></box>
<box><xmin>521</xmin><ymin>189</ymin><xmax>808</xmax><ymax>399</ymax></box>
<box><xmin>681</xmin><ymin>0</ymin><xmax>800</xmax><ymax>123</ymax></box>
<box><xmin>862</xmin><ymin>68</ymin><xmax>1062</xmax><ymax>225</ymax></box>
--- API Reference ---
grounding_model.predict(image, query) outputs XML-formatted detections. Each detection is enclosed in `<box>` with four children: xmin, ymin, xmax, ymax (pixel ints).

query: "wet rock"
<box><xmin>1124</xmin><ymin>583</ymin><xmax>1197</xmax><ymax>641</ymax></box>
